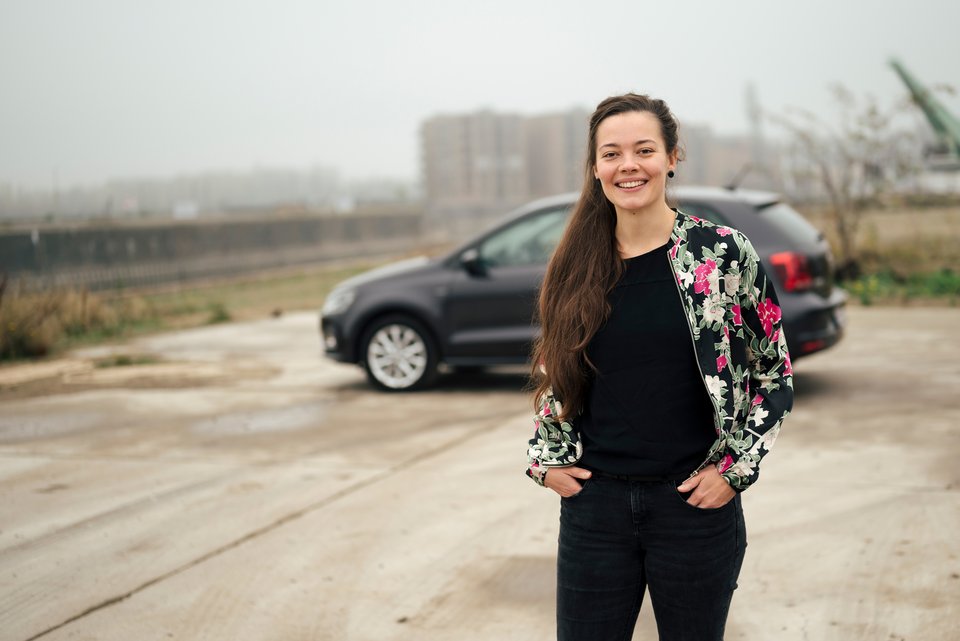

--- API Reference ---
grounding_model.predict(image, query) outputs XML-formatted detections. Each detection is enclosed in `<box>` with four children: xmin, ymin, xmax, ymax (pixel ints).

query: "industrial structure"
<box><xmin>890</xmin><ymin>58</ymin><xmax>960</xmax><ymax>171</ymax></box>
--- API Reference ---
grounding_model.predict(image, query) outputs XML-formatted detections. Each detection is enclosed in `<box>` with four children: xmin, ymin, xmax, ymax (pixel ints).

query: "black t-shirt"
<box><xmin>578</xmin><ymin>241</ymin><xmax>716</xmax><ymax>477</ymax></box>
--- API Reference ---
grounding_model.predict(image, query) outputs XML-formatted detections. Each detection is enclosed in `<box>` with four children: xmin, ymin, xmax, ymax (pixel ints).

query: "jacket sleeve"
<box><xmin>718</xmin><ymin>235</ymin><xmax>794</xmax><ymax>491</ymax></box>
<box><xmin>525</xmin><ymin>389</ymin><xmax>581</xmax><ymax>487</ymax></box>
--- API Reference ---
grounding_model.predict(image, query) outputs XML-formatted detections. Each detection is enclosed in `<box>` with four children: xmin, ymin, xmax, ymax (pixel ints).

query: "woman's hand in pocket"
<box><xmin>677</xmin><ymin>465</ymin><xmax>735</xmax><ymax>508</ymax></box>
<box><xmin>544</xmin><ymin>466</ymin><xmax>592</xmax><ymax>497</ymax></box>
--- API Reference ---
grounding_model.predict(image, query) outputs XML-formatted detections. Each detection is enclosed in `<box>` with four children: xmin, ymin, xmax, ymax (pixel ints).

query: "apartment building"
<box><xmin>421</xmin><ymin>108</ymin><xmax>589</xmax><ymax>220</ymax></box>
<box><xmin>421</xmin><ymin>107</ymin><xmax>781</xmax><ymax>231</ymax></box>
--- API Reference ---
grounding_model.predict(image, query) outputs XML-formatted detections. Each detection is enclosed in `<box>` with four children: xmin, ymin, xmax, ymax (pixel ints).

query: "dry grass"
<box><xmin>0</xmin><ymin>287</ymin><xmax>156</xmax><ymax>359</ymax></box>
<box><xmin>798</xmin><ymin>203</ymin><xmax>960</xmax><ymax>305</ymax></box>
<box><xmin>0</xmin><ymin>261</ymin><xmax>378</xmax><ymax>362</ymax></box>
<box><xmin>799</xmin><ymin>204</ymin><xmax>960</xmax><ymax>275</ymax></box>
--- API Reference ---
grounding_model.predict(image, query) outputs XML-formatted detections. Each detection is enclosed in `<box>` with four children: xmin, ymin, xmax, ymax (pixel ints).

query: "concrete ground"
<box><xmin>0</xmin><ymin>306</ymin><xmax>957</xmax><ymax>641</ymax></box>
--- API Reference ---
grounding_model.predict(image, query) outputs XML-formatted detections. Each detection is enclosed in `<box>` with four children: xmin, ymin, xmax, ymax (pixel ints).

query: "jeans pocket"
<box><xmin>561</xmin><ymin>477</ymin><xmax>594</xmax><ymax>501</ymax></box>
<box><xmin>673</xmin><ymin>480</ymin><xmax>731</xmax><ymax>512</ymax></box>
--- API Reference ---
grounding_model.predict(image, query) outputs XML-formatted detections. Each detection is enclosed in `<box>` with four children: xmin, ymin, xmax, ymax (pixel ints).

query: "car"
<box><xmin>320</xmin><ymin>187</ymin><xmax>848</xmax><ymax>391</ymax></box>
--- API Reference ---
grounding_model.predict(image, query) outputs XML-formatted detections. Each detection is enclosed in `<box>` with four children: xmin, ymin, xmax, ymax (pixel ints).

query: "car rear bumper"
<box><xmin>783</xmin><ymin>288</ymin><xmax>848</xmax><ymax>359</ymax></box>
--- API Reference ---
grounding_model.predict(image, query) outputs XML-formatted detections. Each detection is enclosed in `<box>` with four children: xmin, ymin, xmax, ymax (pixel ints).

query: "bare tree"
<box><xmin>770</xmin><ymin>85</ymin><xmax>921</xmax><ymax>279</ymax></box>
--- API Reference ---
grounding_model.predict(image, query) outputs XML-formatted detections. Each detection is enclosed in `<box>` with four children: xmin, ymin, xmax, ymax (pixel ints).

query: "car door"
<box><xmin>442</xmin><ymin>206</ymin><xmax>571</xmax><ymax>363</ymax></box>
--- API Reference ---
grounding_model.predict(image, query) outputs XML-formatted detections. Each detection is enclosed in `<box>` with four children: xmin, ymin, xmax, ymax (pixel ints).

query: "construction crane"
<box><xmin>890</xmin><ymin>58</ymin><xmax>960</xmax><ymax>171</ymax></box>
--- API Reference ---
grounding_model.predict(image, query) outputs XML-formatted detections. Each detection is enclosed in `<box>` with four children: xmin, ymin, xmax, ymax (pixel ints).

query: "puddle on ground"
<box><xmin>190</xmin><ymin>400</ymin><xmax>329</xmax><ymax>435</ymax></box>
<box><xmin>0</xmin><ymin>411</ymin><xmax>105</xmax><ymax>443</ymax></box>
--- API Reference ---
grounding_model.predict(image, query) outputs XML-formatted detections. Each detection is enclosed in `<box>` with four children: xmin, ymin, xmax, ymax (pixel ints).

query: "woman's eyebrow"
<box><xmin>598</xmin><ymin>139</ymin><xmax>657</xmax><ymax>149</ymax></box>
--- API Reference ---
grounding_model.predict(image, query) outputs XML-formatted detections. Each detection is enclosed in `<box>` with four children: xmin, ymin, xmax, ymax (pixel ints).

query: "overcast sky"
<box><xmin>2</xmin><ymin>0</ymin><xmax>959</xmax><ymax>190</ymax></box>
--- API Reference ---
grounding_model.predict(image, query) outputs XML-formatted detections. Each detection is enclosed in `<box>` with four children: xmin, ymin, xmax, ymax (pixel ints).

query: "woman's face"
<box><xmin>593</xmin><ymin>110</ymin><xmax>677</xmax><ymax>217</ymax></box>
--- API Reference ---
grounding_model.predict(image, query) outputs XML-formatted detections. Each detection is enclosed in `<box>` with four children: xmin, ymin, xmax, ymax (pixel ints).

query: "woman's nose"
<box><xmin>619</xmin><ymin>154</ymin><xmax>639</xmax><ymax>171</ymax></box>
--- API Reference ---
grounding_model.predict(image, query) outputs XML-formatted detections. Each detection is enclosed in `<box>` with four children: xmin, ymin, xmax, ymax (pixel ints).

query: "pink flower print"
<box><xmin>718</xmin><ymin>454</ymin><xmax>734</xmax><ymax>473</ymax></box>
<box><xmin>751</xmin><ymin>393</ymin><xmax>763</xmax><ymax>406</ymax></box>
<box><xmin>542</xmin><ymin>405</ymin><xmax>552</xmax><ymax>417</ymax></box>
<box><xmin>717</xmin><ymin>227</ymin><xmax>734</xmax><ymax>237</ymax></box>
<box><xmin>784</xmin><ymin>353</ymin><xmax>793</xmax><ymax>376</ymax></box>
<box><xmin>723</xmin><ymin>325</ymin><xmax>730</xmax><ymax>341</ymax></box>
<box><xmin>716</xmin><ymin>354</ymin><xmax>728</xmax><ymax>372</ymax></box>
<box><xmin>690</xmin><ymin>216</ymin><xmax>702</xmax><ymax>222</ymax></box>
<box><xmin>732</xmin><ymin>304</ymin><xmax>742</xmax><ymax>326</ymax></box>
<box><xmin>669</xmin><ymin>240</ymin><xmax>681</xmax><ymax>260</ymax></box>
<box><xmin>771</xmin><ymin>329</ymin><xmax>780</xmax><ymax>343</ymax></box>
<box><xmin>693</xmin><ymin>259</ymin><xmax>717</xmax><ymax>295</ymax></box>
<box><xmin>756</xmin><ymin>297</ymin><xmax>782</xmax><ymax>337</ymax></box>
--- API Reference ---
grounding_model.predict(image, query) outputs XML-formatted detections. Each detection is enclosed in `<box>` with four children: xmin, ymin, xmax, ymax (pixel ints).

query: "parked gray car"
<box><xmin>320</xmin><ymin>187</ymin><xmax>847</xmax><ymax>390</ymax></box>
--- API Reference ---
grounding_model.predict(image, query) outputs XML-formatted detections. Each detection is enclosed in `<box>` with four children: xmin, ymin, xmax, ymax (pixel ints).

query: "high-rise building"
<box><xmin>421</xmin><ymin>110</ymin><xmax>528</xmax><ymax>216</ymax></box>
<box><xmin>524</xmin><ymin>110</ymin><xmax>590</xmax><ymax>199</ymax></box>
<box><xmin>421</xmin><ymin>107</ymin><xmax>591</xmax><ymax>220</ymax></box>
<box><xmin>421</xmin><ymin>106</ymin><xmax>780</xmax><ymax>234</ymax></box>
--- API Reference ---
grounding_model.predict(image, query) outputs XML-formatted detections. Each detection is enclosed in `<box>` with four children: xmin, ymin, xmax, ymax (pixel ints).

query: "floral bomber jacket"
<box><xmin>526</xmin><ymin>211</ymin><xmax>794</xmax><ymax>492</ymax></box>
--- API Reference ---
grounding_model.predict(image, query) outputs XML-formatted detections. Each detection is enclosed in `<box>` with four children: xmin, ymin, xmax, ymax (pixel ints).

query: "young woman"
<box><xmin>526</xmin><ymin>94</ymin><xmax>794</xmax><ymax>641</ymax></box>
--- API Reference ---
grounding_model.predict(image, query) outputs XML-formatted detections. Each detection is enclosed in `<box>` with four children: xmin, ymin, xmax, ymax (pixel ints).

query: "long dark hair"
<box><xmin>530</xmin><ymin>93</ymin><xmax>682</xmax><ymax>419</ymax></box>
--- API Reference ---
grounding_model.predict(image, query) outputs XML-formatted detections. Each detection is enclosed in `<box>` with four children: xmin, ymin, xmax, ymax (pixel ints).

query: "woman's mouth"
<box><xmin>615</xmin><ymin>179</ymin><xmax>647</xmax><ymax>190</ymax></box>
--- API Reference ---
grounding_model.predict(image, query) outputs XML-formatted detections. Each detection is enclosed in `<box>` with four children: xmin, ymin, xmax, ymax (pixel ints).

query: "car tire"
<box><xmin>360</xmin><ymin>315</ymin><xmax>439</xmax><ymax>391</ymax></box>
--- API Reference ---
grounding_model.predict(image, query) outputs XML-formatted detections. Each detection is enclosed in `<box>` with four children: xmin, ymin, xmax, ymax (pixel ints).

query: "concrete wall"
<box><xmin>0</xmin><ymin>212</ymin><xmax>423</xmax><ymax>291</ymax></box>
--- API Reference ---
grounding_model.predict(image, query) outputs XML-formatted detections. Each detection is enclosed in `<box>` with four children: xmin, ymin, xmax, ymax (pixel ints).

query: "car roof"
<box><xmin>443</xmin><ymin>185</ymin><xmax>785</xmax><ymax>263</ymax></box>
<box><xmin>673</xmin><ymin>185</ymin><xmax>781</xmax><ymax>208</ymax></box>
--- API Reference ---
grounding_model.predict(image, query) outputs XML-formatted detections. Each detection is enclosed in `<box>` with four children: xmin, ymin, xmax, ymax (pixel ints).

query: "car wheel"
<box><xmin>360</xmin><ymin>315</ymin><xmax>439</xmax><ymax>391</ymax></box>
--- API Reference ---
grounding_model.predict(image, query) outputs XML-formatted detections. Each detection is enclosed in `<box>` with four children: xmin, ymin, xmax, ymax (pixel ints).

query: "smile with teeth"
<box><xmin>616</xmin><ymin>179</ymin><xmax>647</xmax><ymax>188</ymax></box>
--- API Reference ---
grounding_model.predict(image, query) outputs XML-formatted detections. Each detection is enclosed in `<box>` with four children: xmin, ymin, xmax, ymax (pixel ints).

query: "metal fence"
<box><xmin>1</xmin><ymin>212</ymin><xmax>424</xmax><ymax>292</ymax></box>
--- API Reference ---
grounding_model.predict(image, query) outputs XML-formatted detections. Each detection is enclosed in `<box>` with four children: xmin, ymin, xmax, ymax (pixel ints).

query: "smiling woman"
<box><xmin>593</xmin><ymin>111</ymin><xmax>678</xmax><ymax>225</ymax></box>
<box><xmin>526</xmin><ymin>93</ymin><xmax>794</xmax><ymax>641</ymax></box>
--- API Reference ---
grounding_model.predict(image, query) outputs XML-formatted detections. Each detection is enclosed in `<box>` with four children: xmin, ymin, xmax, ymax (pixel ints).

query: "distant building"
<box><xmin>420</xmin><ymin>107</ymin><xmax>780</xmax><ymax>232</ymax></box>
<box><xmin>679</xmin><ymin>124</ymin><xmax>782</xmax><ymax>191</ymax></box>
<box><xmin>0</xmin><ymin>166</ymin><xmax>346</xmax><ymax>221</ymax></box>
<box><xmin>524</xmin><ymin>110</ymin><xmax>590</xmax><ymax>199</ymax></box>
<box><xmin>421</xmin><ymin>110</ymin><xmax>530</xmax><ymax>217</ymax></box>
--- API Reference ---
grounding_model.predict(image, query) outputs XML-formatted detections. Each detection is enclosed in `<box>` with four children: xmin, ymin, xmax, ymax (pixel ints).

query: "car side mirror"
<box><xmin>459</xmin><ymin>248</ymin><xmax>486</xmax><ymax>277</ymax></box>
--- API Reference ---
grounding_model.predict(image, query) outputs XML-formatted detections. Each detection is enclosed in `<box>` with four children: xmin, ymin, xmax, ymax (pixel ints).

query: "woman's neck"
<box><xmin>614</xmin><ymin>203</ymin><xmax>677</xmax><ymax>259</ymax></box>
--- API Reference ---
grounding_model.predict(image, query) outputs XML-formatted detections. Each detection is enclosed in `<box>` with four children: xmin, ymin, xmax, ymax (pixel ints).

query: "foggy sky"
<box><xmin>2</xmin><ymin>0</ymin><xmax>959</xmax><ymax>190</ymax></box>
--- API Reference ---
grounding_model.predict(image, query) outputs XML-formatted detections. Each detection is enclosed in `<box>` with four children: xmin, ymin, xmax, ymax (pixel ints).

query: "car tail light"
<box><xmin>800</xmin><ymin>339</ymin><xmax>828</xmax><ymax>355</ymax></box>
<box><xmin>769</xmin><ymin>252</ymin><xmax>813</xmax><ymax>292</ymax></box>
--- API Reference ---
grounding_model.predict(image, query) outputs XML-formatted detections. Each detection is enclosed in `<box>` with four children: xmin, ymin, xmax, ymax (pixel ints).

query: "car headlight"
<box><xmin>322</xmin><ymin>289</ymin><xmax>356</xmax><ymax>316</ymax></box>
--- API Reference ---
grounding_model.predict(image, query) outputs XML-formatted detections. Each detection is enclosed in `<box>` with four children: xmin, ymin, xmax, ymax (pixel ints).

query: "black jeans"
<box><xmin>556</xmin><ymin>475</ymin><xmax>746</xmax><ymax>641</ymax></box>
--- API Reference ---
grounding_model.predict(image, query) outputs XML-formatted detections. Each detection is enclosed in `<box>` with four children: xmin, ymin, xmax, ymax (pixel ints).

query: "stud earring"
<box><xmin>667</xmin><ymin>170</ymin><xmax>675</xmax><ymax>178</ymax></box>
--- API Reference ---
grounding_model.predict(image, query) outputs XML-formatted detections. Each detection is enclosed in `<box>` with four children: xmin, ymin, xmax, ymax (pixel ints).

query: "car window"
<box><xmin>479</xmin><ymin>206</ymin><xmax>571</xmax><ymax>268</ymax></box>
<box><xmin>758</xmin><ymin>202</ymin><xmax>822</xmax><ymax>244</ymax></box>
